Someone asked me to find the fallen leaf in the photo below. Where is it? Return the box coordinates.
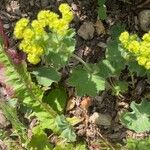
[95,20,105,35]
[80,96,92,110]
[66,97,76,111]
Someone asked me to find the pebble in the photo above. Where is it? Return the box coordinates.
[3,24,10,29]
[97,42,107,49]
[77,22,95,40]
[41,0,49,7]
[89,112,112,126]
[138,10,150,32]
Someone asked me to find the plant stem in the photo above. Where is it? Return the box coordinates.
[72,54,92,72]
[130,71,135,88]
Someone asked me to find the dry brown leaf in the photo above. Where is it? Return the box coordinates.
[95,20,105,35]
[80,96,92,110]
[66,97,76,111]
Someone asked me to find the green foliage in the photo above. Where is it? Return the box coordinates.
[110,23,126,41]
[128,60,147,77]
[112,81,128,96]
[68,66,105,96]
[0,100,28,145]
[54,142,87,150]
[0,38,77,148]
[43,88,67,114]
[28,126,52,150]
[32,66,61,87]
[126,138,150,150]
[55,115,76,142]
[121,99,150,132]
[98,59,116,78]
[1,3,150,149]
[98,0,107,20]
[106,24,126,76]
[45,30,75,69]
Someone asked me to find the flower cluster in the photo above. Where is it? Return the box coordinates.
[119,31,150,69]
[14,3,73,64]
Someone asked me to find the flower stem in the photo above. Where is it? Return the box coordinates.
[72,54,92,72]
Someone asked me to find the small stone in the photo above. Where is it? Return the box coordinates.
[29,0,34,6]
[3,24,10,29]
[41,0,49,7]
[138,10,150,32]
[89,112,112,126]
[71,3,78,11]
[10,1,20,14]
[97,42,107,49]
[77,22,95,40]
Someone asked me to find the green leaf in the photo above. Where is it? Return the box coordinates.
[126,138,150,150]
[98,0,107,20]
[55,115,76,142]
[54,142,87,150]
[106,41,126,76]
[28,126,52,150]
[32,67,60,87]
[67,116,83,126]
[61,128,76,142]
[121,99,150,132]
[43,88,67,114]
[110,23,125,41]
[128,60,147,77]
[112,81,128,96]
[75,143,87,150]
[98,59,116,78]
[68,66,105,96]
[46,30,75,69]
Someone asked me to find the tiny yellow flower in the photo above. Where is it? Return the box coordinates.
[14,18,29,39]
[49,19,69,35]
[137,56,147,66]
[23,28,34,40]
[128,40,140,53]
[145,61,150,70]
[27,53,41,64]
[59,3,73,23]
[37,10,58,27]
[142,32,150,42]
[31,45,44,56]
[59,3,72,13]
[129,34,138,41]
[19,40,32,53]
[119,31,129,47]
[140,41,150,55]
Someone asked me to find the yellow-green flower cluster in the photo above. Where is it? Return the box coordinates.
[119,31,150,69]
[14,3,73,65]
[14,18,29,39]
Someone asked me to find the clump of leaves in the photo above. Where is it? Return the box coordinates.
[121,99,150,132]
[126,138,150,150]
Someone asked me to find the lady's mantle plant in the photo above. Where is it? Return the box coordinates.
[14,3,74,67]
[119,31,150,69]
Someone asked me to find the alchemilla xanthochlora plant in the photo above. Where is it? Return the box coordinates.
[14,3,74,66]
[1,1,150,149]
[119,31,150,69]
